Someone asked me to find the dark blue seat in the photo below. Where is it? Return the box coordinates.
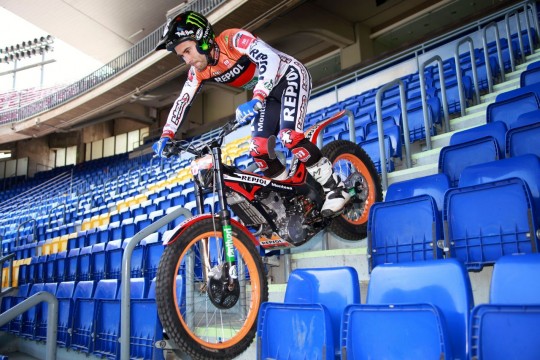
[385,173,450,216]
[365,120,402,159]
[506,121,540,158]
[459,154,540,224]
[366,258,473,360]
[257,303,334,360]
[360,136,394,173]
[91,242,107,280]
[341,303,452,359]
[93,278,147,359]
[257,267,360,360]
[450,121,508,158]
[405,103,436,142]
[469,254,540,360]
[34,282,58,341]
[20,282,45,339]
[438,136,499,187]
[8,283,31,334]
[444,178,540,270]
[368,194,444,271]
[488,91,540,129]
[55,281,79,347]
[78,245,93,281]
[142,233,163,282]
[71,279,118,353]
[520,66,540,87]
[65,248,80,281]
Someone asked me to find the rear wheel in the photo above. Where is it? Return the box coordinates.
[322,140,383,240]
[156,217,268,359]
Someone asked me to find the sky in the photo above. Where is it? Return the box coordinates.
[0,6,104,92]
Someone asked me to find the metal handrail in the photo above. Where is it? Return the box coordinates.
[419,55,450,149]
[506,9,525,71]
[0,291,58,360]
[0,252,15,293]
[482,21,506,93]
[119,205,193,360]
[16,218,38,248]
[455,37,479,115]
[375,79,411,190]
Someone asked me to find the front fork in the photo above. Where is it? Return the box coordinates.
[194,146,237,287]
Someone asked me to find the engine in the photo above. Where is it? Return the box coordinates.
[259,191,307,244]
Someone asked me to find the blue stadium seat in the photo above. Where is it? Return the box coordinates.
[257,302,334,360]
[487,91,540,129]
[368,194,444,271]
[405,103,436,142]
[91,242,107,280]
[20,282,45,339]
[365,120,403,159]
[79,245,93,281]
[450,121,508,158]
[8,283,31,334]
[490,253,540,304]
[520,66,540,87]
[366,258,473,360]
[34,282,58,341]
[70,279,119,353]
[65,248,80,281]
[55,281,78,347]
[459,154,540,224]
[438,136,499,186]
[506,121,540,158]
[93,278,147,359]
[385,173,450,216]
[360,136,394,173]
[341,303,452,359]
[142,233,163,282]
[105,239,123,279]
[444,178,540,270]
[258,267,360,359]
[469,254,540,360]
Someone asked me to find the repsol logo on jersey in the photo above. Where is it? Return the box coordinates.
[213,63,246,83]
[283,68,300,122]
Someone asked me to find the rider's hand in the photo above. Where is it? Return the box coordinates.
[153,137,170,158]
[235,99,262,126]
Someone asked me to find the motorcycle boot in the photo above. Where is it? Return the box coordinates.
[307,157,351,217]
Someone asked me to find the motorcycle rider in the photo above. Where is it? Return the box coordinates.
[152,11,350,216]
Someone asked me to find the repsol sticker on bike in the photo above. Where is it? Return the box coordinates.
[224,173,271,186]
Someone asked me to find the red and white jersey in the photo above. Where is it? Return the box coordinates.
[162,28,296,138]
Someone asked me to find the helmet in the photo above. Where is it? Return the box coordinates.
[155,11,215,54]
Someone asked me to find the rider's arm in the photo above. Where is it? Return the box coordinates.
[162,68,202,139]
[232,30,281,103]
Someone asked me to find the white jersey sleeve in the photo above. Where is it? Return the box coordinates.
[162,68,201,138]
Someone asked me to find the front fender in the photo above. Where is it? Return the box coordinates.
[162,213,261,248]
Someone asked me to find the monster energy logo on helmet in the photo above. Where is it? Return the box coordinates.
[156,11,214,53]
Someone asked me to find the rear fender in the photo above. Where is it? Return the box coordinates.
[162,213,260,247]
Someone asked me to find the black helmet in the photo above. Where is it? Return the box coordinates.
[155,11,215,54]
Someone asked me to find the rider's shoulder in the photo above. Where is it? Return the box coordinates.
[217,29,256,50]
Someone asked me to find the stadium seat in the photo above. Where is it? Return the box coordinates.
[438,136,499,186]
[405,102,436,142]
[142,233,163,282]
[506,121,540,158]
[458,154,540,224]
[257,302,334,360]
[257,266,360,359]
[341,303,452,359]
[450,121,508,158]
[385,173,450,216]
[93,278,147,359]
[91,242,107,280]
[368,194,444,271]
[55,281,78,347]
[469,254,540,360]
[365,120,403,159]
[444,178,540,270]
[34,282,58,341]
[520,66,540,87]
[487,91,540,129]
[70,279,119,353]
[20,282,45,339]
[359,136,394,173]
[366,258,473,360]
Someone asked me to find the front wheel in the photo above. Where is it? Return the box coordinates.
[156,217,268,360]
[322,140,383,240]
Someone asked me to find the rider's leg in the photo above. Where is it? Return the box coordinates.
[279,129,351,216]
[250,136,288,180]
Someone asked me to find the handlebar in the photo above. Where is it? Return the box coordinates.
[162,118,239,158]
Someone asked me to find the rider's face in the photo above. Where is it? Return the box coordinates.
[175,41,208,71]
